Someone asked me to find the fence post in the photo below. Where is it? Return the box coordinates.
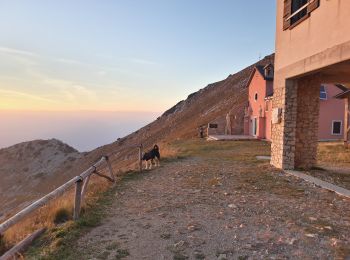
[73,178,83,221]
[104,156,116,182]
[138,144,143,172]
[81,175,91,203]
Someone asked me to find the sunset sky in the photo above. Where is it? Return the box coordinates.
[0,1,276,150]
[0,1,275,112]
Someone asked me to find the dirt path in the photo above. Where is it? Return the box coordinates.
[74,141,350,259]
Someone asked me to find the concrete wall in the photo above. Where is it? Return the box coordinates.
[265,99,273,141]
[275,0,350,73]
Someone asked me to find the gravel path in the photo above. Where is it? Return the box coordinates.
[76,147,350,259]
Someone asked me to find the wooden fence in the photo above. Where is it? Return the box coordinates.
[0,144,144,259]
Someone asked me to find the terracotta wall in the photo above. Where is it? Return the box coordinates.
[248,70,267,119]
[318,84,345,140]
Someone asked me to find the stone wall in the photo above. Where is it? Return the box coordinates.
[271,75,320,170]
[271,75,288,169]
[294,78,320,169]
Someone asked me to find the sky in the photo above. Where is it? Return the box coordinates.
[0,1,276,150]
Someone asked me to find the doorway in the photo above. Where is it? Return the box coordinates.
[252,118,257,136]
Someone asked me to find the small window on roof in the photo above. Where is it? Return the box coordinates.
[320,85,327,100]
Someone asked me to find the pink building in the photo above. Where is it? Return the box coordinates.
[244,64,345,141]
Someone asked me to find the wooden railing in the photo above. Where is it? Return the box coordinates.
[0,144,144,259]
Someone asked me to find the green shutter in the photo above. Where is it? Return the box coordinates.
[283,0,292,30]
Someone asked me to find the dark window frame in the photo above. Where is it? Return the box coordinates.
[283,0,320,30]
[332,121,342,135]
[291,0,308,25]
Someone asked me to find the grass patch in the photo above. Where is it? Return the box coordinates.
[106,241,120,251]
[317,142,350,167]
[25,185,117,260]
[115,248,129,259]
[171,139,271,163]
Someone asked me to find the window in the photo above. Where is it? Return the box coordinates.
[283,0,320,30]
[254,92,258,101]
[320,85,327,100]
[332,121,342,135]
[291,0,308,25]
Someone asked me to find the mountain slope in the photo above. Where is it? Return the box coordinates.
[0,139,81,219]
[0,54,274,218]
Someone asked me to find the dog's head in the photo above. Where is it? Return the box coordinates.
[153,144,159,151]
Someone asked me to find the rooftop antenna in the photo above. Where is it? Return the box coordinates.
[257,53,262,65]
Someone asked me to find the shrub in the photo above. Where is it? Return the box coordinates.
[53,208,71,224]
[0,236,5,253]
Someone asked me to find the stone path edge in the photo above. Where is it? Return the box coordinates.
[285,170,350,199]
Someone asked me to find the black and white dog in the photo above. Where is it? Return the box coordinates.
[142,144,160,170]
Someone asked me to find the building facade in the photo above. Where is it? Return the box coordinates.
[272,0,350,169]
[244,65,274,140]
[244,65,346,142]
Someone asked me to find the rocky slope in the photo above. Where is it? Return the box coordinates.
[0,139,82,219]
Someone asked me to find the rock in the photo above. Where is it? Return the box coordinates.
[287,238,297,245]
[228,204,237,209]
[305,233,316,238]
[217,254,227,260]
[174,240,185,248]
[158,212,167,218]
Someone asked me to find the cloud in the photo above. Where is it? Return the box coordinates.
[41,78,98,103]
[97,70,107,76]
[0,88,57,103]
[130,58,158,65]
[55,58,87,66]
[0,46,38,57]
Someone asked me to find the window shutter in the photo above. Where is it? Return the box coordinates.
[307,0,320,13]
[283,0,292,30]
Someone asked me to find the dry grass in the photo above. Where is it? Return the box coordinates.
[1,175,110,252]
[0,141,178,256]
[317,141,350,167]
[172,139,271,163]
